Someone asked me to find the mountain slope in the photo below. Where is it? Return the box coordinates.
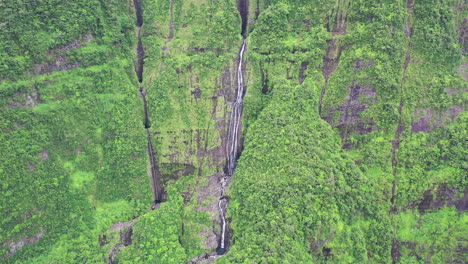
[0,0,466,263]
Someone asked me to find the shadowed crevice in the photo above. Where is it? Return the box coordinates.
[132,0,164,206]
[238,0,249,36]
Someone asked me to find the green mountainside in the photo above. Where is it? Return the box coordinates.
[0,0,466,263]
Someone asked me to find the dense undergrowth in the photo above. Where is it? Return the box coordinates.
[0,0,466,263]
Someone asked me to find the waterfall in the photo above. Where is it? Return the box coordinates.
[226,40,246,177]
[217,39,247,255]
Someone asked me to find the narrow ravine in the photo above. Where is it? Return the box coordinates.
[215,39,246,257]
[319,2,348,115]
[214,0,249,256]
[133,0,164,206]
[225,41,246,178]
[390,1,414,262]
[390,0,414,215]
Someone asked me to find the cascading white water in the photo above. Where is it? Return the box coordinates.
[226,40,246,176]
[218,177,228,250]
[217,39,246,255]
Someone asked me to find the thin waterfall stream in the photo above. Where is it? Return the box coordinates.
[216,39,247,256]
[214,0,249,256]
[226,40,246,177]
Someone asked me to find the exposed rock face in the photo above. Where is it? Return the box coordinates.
[458,17,467,55]
[109,219,137,232]
[446,87,468,95]
[188,253,217,264]
[3,228,45,260]
[319,1,348,114]
[323,83,377,148]
[32,33,93,75]
[147,47,240,257]
[322,38,343,81]
[353,60,374,73]
[39,151,49,160]
[411,105,465,133]
[7,87,43,109]
[108,226,134,264]
[237,0,249,36]
[417,185,468,213]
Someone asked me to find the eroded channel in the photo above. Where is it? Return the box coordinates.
[215,0,249,255]
[133,0,164,206]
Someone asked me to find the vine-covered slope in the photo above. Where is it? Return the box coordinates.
[0,0,466,263]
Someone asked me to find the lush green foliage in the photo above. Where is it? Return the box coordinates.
[222,83,391,263]
[1,0,466,263]
[0,0,150,262]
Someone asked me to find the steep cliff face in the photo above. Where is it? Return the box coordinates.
[0,0,466,263]
[0,0,153,262]
[111,0,245,262]
[1,0,245,261]
[223,0,466,263]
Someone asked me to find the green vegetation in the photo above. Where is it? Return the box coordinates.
[0,0,150,262]
[1,0,466,263]
[222,82,392,263]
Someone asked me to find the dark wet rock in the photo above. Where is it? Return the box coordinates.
[220,60,242,103]
[187,175,231,262]
[133,0,143,27]
[322,38,342,81]
[120,228,133,246]
[299,61,309,84]
[192,87,202,99]
[416,185,468,213]
[320,10,347,113]
[168,0,175,39]
[188,252,217,264]
[403,45,412,70]
[322,4,348,80]
[196,173,226,214]
[32,34,93,75]
[108,226,134,264]
[188,47,207,53]
[34,56,80,75]
[160,163,196,184]
[39,151,49,160]
[446,87,468,95]
[458,18,467,55]
[323,84,378,147]
[237,0,249,36]
[28,164,36,171]
[260,61,270,94]
[353,59,374,73]
[109,219,137,232]
[391,239,401,263]
[411,105,465,133]
[322,247,332,259]
[99,234,109,247]
[7,87,43,109]
[200,227,218,250]
[407,0,414,9]
[453,64,467,81]
[302,19,311,29]
[455,188,468,211]
[135,36,144,83]
[3,228,45,260]
[404,23,413,38]
[59,33,94,53]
